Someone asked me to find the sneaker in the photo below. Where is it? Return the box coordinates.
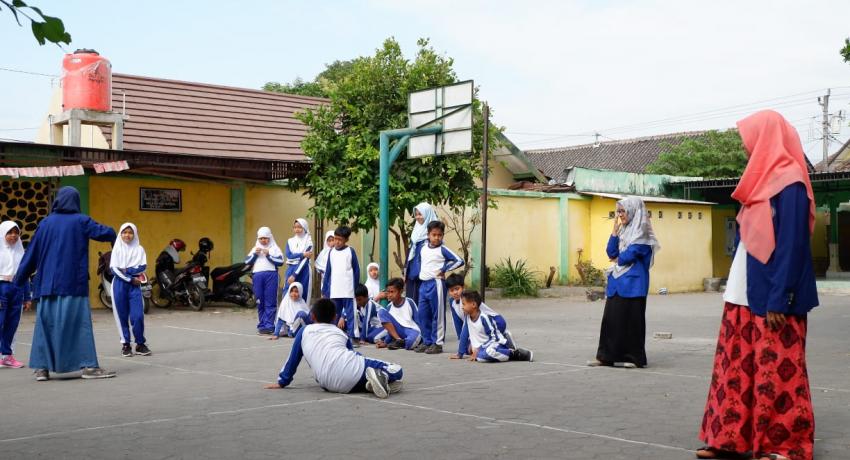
[387,338,405,350]
[257,329,273,336]
[413,343,428,353]
[122,344,133,357]
[1,355,25,368]
[34,369,49,381]
[81,367,117,379]
[511,348,534,362]
[135,344,152,356]
[614,362,638,369]
[424,344,443,354]
[388,380,403,394]
[364,368,389,399]
[586,359,612,367]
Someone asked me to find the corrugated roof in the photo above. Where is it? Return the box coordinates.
[104,74,328,161]
[813,138,850,172]
[525,131,709,180]
[579,191,715,205]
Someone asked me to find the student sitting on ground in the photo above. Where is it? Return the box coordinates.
[264,298,403,399]
[451,290,533,363]
[354,284,386,345]
[270,282,311,339]
[445,274,516,348]
[374,277,422,351]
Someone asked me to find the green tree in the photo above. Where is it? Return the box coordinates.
[283,38,499,270]
[841,37,850,64]
[264,60,354,98]
[646,129,748,178]
[1,0,70,46]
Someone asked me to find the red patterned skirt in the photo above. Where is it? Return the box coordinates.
[700,303,814,460]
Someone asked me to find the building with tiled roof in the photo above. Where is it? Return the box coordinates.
[814,138,850,172]
[525,131,709,182]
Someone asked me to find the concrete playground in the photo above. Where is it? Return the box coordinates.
[0,293,847,459]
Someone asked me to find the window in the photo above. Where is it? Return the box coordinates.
[698,212,703,220]
[678,212,682,219]
[658,210,663,219]
[647,210,652,218]
[688,212,693,219]
[609,211,615,218]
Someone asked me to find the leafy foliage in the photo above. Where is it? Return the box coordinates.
[645,129,748,178]
[1,0,70,46]
[274,38,501,269]
[574,249,605,287]
[490,258,539,297]
[263,60,354,98]
[842,37,850,64]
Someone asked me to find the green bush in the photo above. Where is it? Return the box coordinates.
[490,258,540,297]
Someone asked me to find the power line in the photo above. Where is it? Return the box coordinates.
[0,127,40,131]
[0,67,59,78]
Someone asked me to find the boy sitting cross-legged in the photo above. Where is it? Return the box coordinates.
[264,298,403,398]
[374,277,422,351]
[450,290,533,363]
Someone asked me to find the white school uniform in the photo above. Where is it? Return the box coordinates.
[328,247,356,299]
[290,323,364,393]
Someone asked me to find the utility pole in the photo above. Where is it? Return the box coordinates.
[819,88,830,172]
[480,103,490,301]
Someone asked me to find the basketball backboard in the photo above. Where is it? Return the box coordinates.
[407,80,474,158]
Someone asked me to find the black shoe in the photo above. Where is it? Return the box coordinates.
[424,344,443,354]
[122,344,133,357]
[136,344,152,356]
[35,369,49,381]
[387,338,405,350]
[413,343,428,353]
[258,329,273,336]
[510,348,534,362]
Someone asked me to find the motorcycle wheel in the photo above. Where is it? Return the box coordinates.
[143,298,152,314]
[151,283,173,309]
[99,287,113,310]
[241,282,256,308]
[186,283,206,311]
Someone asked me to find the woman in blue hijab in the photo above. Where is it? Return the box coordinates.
[14,186,117,381]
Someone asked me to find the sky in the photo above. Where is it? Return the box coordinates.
[2,0,850,164]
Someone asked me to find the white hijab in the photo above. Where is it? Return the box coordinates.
[608,197,660,279]
[110,222,147,270]
[287,218,313,254]
[277,281,308,324]
[0,221,25,278]
[408,202,438,260]
[315,230,335,272]
[250,226,283,258]
[365,262,380,299]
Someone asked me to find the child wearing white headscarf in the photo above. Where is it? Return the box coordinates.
[0,221,31,368]
[284,218,314,308]
[315,230,335,292]
[246,226,284,335]
[365,262,380,300]
[110,222,150,357]
[271,282,311,339]
[404,202,438,305]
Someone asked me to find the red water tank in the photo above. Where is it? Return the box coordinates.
[62,49,112,112]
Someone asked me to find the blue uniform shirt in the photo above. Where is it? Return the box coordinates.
[745,183,818,316]
[605,236,652,299]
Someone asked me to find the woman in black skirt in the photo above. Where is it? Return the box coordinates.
[589,197,660,368]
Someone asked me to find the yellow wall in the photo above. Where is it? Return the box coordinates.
[485,195,562,284]
[87,176,233,298]
[568,198,591,281]
[587,197,713,293]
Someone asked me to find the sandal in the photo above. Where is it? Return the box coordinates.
[695,446,749,459]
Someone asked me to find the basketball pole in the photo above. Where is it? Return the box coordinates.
[378,125,444,297]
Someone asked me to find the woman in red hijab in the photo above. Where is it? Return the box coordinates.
[697,110,818,460]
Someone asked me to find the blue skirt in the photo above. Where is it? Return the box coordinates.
[29,295,99,372]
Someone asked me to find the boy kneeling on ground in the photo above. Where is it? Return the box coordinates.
[451,290,534,363]
[264,298,403,398]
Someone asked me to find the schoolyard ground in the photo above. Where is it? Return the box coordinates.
[1,292,847,460]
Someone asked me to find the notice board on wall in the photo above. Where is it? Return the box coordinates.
[139,188,182,212]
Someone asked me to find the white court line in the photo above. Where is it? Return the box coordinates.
[0,397,343,444]
[164,325,261,338]
[348,395,692,454]
[100,356,272,384]
[417,368,590,392]
[538,361,850,393]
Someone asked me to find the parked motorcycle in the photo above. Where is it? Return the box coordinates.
[152,239,207,311]
[96,251,152,313]
[192,237,256,308]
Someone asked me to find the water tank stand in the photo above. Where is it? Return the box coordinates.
[49,108,129,150]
